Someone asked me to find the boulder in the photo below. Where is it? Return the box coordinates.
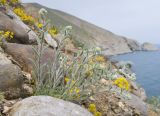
[0,51,12,65]
[2,42,55,73]
[130,81,147,101]
[0,48,33,99]
[0,8,29,44]
[9,96,92,116]
[0,63,32,99]
[142,42,159,51]
[8,9,38,44]
[44,33,58,48]
[125,93,148,116]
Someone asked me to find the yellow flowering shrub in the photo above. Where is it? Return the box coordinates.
[0,0,20,6]
[94,112,102,116]
[0,0,7,5]
[48,26,58,36]
[10,0,20,4]
[69,87,80,94]
[13,8,35,24]
[114,77,130,91]
[89,55,106,65]
[64,77,80,97]
[37,23,43,28]
[64,77,75,84]
[0,30,14,40]
[88,104,96,113]
[94,55,106,62]
[88,104,102,116]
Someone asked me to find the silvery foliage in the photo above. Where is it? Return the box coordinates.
[33,8,107,101]
[116,61,136,81]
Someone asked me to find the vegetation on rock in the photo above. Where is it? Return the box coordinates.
[1,1,159,116]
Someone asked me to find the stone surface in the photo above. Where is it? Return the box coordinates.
[142,42,159,51]
[0,64,30,99]
[8,9,38,44]
[0,51,12,65]
[9,96,92,116]
[130,81,147,101]
[44,33,58,48]
[0,9,29,44]
[2,42,55,73]
[125,93,148,116]
[0,49,33,99]
[84,92,141,116]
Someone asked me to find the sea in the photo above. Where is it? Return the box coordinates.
[111,51,160,97]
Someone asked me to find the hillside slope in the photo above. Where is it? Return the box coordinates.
[23,3,141,55]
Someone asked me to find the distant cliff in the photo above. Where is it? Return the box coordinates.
[142,42,159,51]
[23,3,143,55]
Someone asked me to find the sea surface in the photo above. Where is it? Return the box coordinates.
[111,51,160,97]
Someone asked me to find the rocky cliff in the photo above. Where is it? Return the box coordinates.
[23,3,143,56]
[142,42,159,51]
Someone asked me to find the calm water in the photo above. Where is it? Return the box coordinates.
[111,51,160,97]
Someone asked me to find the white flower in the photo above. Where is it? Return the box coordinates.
[65,26,72,30]
[63,26,72,36]
[39,8,48,16]
[95,47,101,52]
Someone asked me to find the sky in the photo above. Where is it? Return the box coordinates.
[22,0,160,44]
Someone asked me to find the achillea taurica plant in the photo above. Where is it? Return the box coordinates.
[32,8,111,101]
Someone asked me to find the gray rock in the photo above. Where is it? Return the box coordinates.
[130,81,147,101]
[0,9,29,44]
[9,96,92,116]
[125,93,148,116]
[45,33,58,48]
[0,49,33,99]
[0,52,12,65]
[0,64,25,99]
[2,42,55,73]
[142,42,159,51]
[8,10,38,44]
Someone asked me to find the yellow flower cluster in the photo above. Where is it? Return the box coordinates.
[48,26,58,36]
[0,0,20,5]
[37,23,43,28]
[85,70,93,77]
[114,77,130,90]
[89,55,106,65]
[64,77,80,94]
[94,55,106,62]
[0,31,14,39]
[10,0,20,4]
[13,8,35,24]
[65,77,75,84]
[88,104,102,116]
[0,0,7,5]
[69,87,80,94]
